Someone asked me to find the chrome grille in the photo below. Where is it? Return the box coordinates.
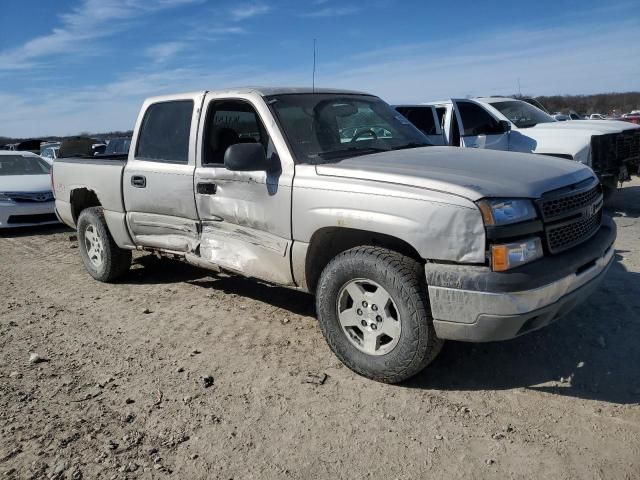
[539,179,603,254]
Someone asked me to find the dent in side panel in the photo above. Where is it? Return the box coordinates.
[199,222,293,285]
[127,212,199,252]
[293,171,486,264]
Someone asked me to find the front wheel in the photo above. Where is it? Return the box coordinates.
[77,207,131,282]
[315,246,443,383]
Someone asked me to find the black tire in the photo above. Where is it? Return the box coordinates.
[316,246,443,383]
[77,207,131,282]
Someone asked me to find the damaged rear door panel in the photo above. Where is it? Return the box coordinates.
[123,93,205,251]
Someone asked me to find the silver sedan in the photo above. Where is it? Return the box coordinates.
[0,151,59,228]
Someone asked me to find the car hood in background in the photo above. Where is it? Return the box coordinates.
[0,174,51,193]
[315,147,594,201]
[528,120,640,134]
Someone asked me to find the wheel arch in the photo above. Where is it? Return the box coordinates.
[304,226,424,294]
[70,188,102,224]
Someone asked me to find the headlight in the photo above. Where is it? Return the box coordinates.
[477,198,537,225]
[491,237,543,271]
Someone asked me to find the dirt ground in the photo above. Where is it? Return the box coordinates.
[1,179,639,480]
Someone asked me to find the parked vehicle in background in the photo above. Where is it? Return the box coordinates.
[97,137,132,156]
[589,113,607,120]
[621,113,640,125]
[41,145,60,162]
[53,87,616,383]
[521,97,549,114]
[552,110,584,121]
[395,98,640,196]
[58,137,97,158]
[0,151,58,228]
[552,112,571,121]
[15,139,44,154]
[92,143,107,155]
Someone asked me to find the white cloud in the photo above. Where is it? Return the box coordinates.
[2,14,639,137]
[0,0,202,71]
[145,42,187,63]
[229,3,271,21]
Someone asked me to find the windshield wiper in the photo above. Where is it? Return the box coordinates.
[391,142,431,151]
[315,146,389,160]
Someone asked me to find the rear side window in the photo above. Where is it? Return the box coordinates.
[457,102,503,136]
[396,107,438,135]
[136,100,193,163]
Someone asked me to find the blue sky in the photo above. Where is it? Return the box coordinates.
[1,0,639,137]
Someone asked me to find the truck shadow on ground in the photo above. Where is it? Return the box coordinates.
[125,255,315,316]
[406,251,640,405]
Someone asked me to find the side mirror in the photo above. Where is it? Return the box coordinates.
[224,143,271,172]
[499,120,512,133]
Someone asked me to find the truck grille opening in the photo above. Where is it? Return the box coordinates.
[591,129,640,175]
[546,210,602,254]
[7,213,58,224]
[538,179,603,254]
[540,183,601,221]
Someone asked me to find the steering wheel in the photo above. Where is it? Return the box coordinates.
[351,129,378,143]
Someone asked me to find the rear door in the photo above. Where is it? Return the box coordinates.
[394,106,445,145]
[123,93,204,252]
[451,99,509,150]
[192,93,295,285]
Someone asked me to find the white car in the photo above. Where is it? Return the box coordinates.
[41,145,60,161]
[0,151,59,228]
[395,98,640,196]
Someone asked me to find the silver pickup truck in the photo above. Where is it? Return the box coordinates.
[52,87,616,383]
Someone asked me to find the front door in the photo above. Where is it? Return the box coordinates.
[192,94,294,285]
[123,94,204,251]
[451,99,510,150]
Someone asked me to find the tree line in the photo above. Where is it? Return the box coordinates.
[530,91,640,116]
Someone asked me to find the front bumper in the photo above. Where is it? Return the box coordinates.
[0,201,59,228]
[426,216,616,342]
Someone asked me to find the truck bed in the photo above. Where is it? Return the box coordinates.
[53,156,127,228]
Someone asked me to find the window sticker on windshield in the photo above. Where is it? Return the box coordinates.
[395,114,411,125]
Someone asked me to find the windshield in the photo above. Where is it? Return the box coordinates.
[488,100,556,128]
[266,94,431,163]
[0,155,51,176]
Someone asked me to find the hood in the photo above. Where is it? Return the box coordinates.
[315,147,594,201]
[0,174,51,193]
[528,120,640,134]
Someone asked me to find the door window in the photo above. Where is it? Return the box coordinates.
[202,100,271,165]
[135,100,193,163]
[457,102,503,136]
[395,107,438,135]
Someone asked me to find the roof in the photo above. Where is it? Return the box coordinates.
[473,97,514,103]
[145,86,372,103]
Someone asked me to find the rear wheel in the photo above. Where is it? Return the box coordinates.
[77,207,131,282]
[316,246,443,383]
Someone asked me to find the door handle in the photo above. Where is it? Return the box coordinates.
[131,175,146,188]
[197,182,217,195]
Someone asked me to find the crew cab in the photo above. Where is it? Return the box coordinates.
[395,98,640,196]
[53,88,616,383]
